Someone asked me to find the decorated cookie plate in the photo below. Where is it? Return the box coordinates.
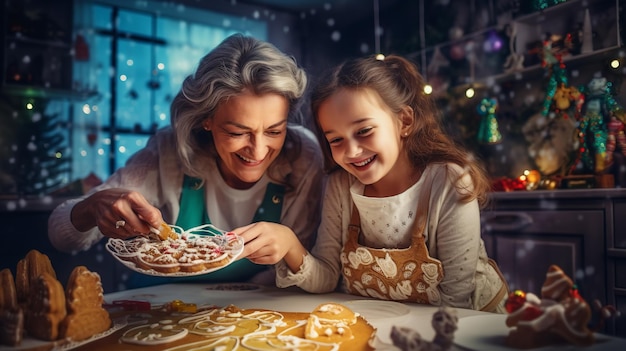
[106,224,244,277]
[454,314,626,351]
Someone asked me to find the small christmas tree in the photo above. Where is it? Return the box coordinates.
[0,96,70,196]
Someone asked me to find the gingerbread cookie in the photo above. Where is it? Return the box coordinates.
[59,266,112,341]
[0,268,24,346]
[504,265,615,349]
[15,249,56,305]
[305,303,358,343]
[24,272,67,341]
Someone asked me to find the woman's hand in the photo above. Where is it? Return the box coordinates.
[70,188,163,240]
[232,222,307,271]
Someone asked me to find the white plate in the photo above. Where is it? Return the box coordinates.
[106,224,244,277]
[344,300,410,320]
[455,314,626,351]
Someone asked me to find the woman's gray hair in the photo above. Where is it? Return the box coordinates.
[170,34,307,179]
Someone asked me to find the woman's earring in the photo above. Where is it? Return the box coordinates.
[404,132,408,137]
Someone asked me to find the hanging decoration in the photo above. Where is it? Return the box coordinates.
[477,97,502,144]
[74,34,90,61]
[147,69,161,90]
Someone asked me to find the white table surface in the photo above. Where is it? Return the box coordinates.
[103,282,466,349]
[101,283,626,351]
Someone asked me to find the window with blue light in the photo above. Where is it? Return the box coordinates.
[70,1,267,183]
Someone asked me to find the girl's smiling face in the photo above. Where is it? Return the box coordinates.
[204,91,288,189]
[318,88,413,195]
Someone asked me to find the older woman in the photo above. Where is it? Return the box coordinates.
[48,34,324,288]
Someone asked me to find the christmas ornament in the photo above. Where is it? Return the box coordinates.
[483,31,503,53]
[505,290,527,313]
[491,177,526,192]
[477,97,502,144]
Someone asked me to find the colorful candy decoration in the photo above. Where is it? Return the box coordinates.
[575,77,626,173]
[570,285,582,301]
[505,290,527,313]
[163,299,197,313]
[504,290,544,320]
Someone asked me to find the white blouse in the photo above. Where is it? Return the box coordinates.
[350,178,421,249]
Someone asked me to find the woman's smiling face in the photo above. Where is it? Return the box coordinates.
[318,88,407,188]
[205,91,289,189]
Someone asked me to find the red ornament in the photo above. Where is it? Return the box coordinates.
[505,290,544,320]
[505,290,527,313]
[570,285,582,300]
[492,177,527,192]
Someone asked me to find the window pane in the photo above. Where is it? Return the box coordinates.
[115,134,149,170]
[92,4,112,30]
[70,2,269,181]
[153,46,174,129]
[93,35,112,128]
[116,39,152,130]
[70,114,110,182]
[156,18,187,45]
[118,9,153,36]
[189,25,236,50]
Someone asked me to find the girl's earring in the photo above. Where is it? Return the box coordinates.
[404,132,408,137]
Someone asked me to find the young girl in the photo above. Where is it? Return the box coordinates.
[273,54,508,312]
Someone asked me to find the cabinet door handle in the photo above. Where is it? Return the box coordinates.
[481,212,533,232]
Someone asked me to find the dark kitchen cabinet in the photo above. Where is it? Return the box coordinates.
[481,188,626,335]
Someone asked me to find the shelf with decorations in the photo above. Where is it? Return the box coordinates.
[409,0,625,190]
[1,0,98,101]
[408,0,622,98]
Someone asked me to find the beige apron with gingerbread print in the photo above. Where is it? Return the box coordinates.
[340,178,444,305]
[339,170,509,311]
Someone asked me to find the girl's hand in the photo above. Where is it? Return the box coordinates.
[71,188,163,239]
[232,222,307,271]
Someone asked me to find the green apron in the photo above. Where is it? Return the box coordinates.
[127,175,285,288]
